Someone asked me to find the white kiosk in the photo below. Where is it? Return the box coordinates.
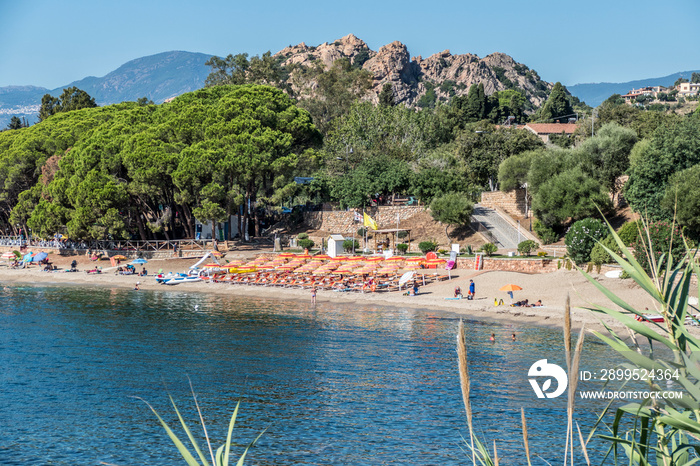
[327,234,345,258]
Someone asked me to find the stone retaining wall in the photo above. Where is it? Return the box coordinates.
[456,257,559,273]
[480,189,526,218]
[303,206,424,234]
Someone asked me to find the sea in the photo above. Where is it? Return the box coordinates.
[0,283,629,465]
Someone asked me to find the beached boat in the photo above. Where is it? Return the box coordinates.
[162,275,203,285]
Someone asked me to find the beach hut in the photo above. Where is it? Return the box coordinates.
[327,235,345,258]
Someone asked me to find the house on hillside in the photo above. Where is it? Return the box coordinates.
[524,123,578,143]
[621,86,666,103]
[678,82,700,97]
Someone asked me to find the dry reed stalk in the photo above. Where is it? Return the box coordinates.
[568,323,585,466]
[493,440,499,466]
[576,422,591,466]
[521,407,532,466]
[457,319,475,464]
[564,295,572,463]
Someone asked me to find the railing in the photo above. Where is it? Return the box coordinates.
[469,220,499,245]
[0,237,218,253]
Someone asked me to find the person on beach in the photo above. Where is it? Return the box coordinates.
[468,280,475,300]
[311,287,317,304]
[454,286,462,298]
[134,282,140,291]
[489,333,495,342]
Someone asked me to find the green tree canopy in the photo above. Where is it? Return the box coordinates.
[454,124,544,189]
[532,169,612,227]
[538,82,574,123]
[661,164,700,238]
[38,87,97,122]
[624,116,700,220]
[430,192,473,241]
[8,85,321,241]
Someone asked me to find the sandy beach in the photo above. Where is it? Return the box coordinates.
[1,252,689,337]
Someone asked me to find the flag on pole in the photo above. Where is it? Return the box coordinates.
[354,211,362,222]
[363,212,378,230]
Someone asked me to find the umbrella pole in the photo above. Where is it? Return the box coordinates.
[422,274,425,286]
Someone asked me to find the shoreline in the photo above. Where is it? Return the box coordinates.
[0,258,673,335]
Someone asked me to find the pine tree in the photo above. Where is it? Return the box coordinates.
[539,82,574,123]
[7,116,23,130]
[466,83,486,121]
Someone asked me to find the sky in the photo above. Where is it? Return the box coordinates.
[1,0,698,89]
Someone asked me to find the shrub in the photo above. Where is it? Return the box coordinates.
[297,233,309,240]
[461,245,473,255]
[517,240,539,256]
[537,251,547,257]
[418,240,438,253]
[617,220,640,246]
[357,227,367,237]
[479,242,498,256]
[342,239,360,252]
[297,238,315,250]
[533,219,558,245]
[396,243,408,254]
[438,249,448,255]
[397,230,409,239]
[565,218,607,264]
[590,234,620,266]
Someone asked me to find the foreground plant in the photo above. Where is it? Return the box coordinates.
[578,216,700,465]
[135,383,265,466]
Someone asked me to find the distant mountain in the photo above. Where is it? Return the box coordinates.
[0,51,212,128]
[62,51,212,105]
[568,70,700,107]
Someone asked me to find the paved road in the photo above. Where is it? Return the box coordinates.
[471,205,523,249]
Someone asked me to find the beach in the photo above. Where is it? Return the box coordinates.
[0,252,685,336]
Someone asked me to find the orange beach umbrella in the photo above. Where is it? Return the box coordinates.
[499,284,523,292]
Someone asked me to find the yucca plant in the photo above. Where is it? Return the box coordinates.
[136,383,265,466]
[579,215,700,465]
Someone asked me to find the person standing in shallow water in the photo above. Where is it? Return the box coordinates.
[489,333,495,342]
[311,287,316,304]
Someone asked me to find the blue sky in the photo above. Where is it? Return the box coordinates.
[1,0,698,89]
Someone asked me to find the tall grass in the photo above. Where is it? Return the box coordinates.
[136,381,265,466]
[457,309,587,464]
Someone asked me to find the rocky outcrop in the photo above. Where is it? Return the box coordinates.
[278,34,375,69]
[274,35,553,110]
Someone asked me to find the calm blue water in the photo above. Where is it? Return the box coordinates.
[0,283,620,465]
